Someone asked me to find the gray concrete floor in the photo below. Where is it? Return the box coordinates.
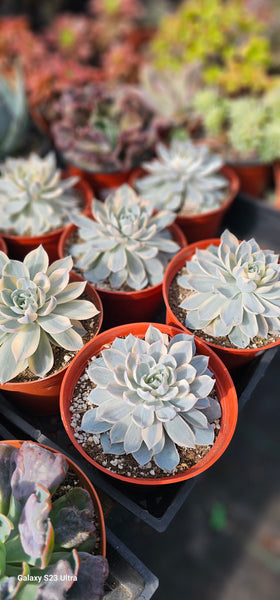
[108,349,280,599]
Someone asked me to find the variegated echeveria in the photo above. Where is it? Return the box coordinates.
[0,441,108,600]
[0,245,99,383]
[136,140,228,214]
[178,229,280,348]
[81,325,221,472]
[70,184,179,290]
[0,152,80,236]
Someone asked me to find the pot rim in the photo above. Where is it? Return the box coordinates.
[60,321,238,486]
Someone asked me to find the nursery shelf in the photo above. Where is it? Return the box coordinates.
[0,192,279,536]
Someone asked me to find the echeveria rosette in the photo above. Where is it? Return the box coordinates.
[81,325,221,472]
[0,152,80,236]
[70,184,179,291]
[136,140,228,215]
[0,245,99,383]
[0,441,109,600]
[178,230,280,349]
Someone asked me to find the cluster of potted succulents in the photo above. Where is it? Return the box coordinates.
[1,1,280,593]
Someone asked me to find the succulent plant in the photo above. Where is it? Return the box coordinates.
[139,62,202,126]
[178,229,280,349]
[0,441,108,600]
[136,140,228,215]
[50,83,169,172]
[149,0,271,94]
[0,152,81,237]
[70,184,179,290]
[80,324,221,472]
[44,13,97,62]
[193,88,228,138]
[192,83,280,163]
[0,67,29,159]
[0,245,99,383]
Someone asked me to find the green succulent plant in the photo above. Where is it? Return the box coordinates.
[193,84,280,163]
[81,324,221,472]
[139,62,202,126]
[150,0,271,94]
[70,184,179,290]
[0,441,108,600]
[0,245,99,383]
[136,140,228,215]
[178,229,280,349]
[0,67,29,159]
[0,152,80,237]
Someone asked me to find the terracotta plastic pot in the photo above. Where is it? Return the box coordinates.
[1,177,93,262]
[163,239,280,369]
[60,322,238,486]
[0,440,106,557]
[0,236,7,254]
[130,166,239,243]
[68,164,141,200]
[0,275,103,416]
[228,161,271,199]
[58,222,187,328]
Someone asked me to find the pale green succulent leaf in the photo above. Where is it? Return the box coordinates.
[23,246,49,280]
[11,323,40,363]
[28,330,54,377]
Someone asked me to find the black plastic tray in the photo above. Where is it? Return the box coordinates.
[0,193,279,533]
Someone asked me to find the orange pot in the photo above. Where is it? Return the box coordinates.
[0,236,7,254]
[1,177,93,262]
[163,240,280,369]
[228,162,271,199]
[60,322,237,486]
[0,275,103,416]
[68,165,141,200]
[130,166,239,243]
[0,440,106,557]
[58,223,187,328]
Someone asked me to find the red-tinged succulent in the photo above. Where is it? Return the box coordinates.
[44,13,97,63]
[0,441,108,600]
[102,41,141,83]
[50,83,170,172]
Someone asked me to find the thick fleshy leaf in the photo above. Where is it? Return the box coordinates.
[142,421,163,450]
[124,422,143,453]
[66,553,109,600]
[81,409,111,434]
[132,443,153,466]
[11,442,67,503]
[50,328,83,351]
[190,375,215,398]
[100,433,125,455]
[164,415,195,448]
[18,486,53,562]
[132,404,155,428]
[51,488,96,551]
[0,445,18,514]
[23,246,49,279]
[154,435,179,472]
[28,330,54,377]
[53,300,99,319]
